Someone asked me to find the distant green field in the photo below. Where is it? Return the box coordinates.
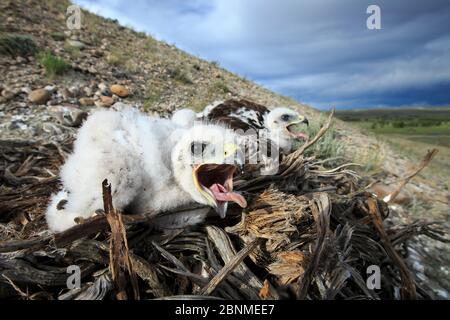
[335,107,450,122]
[336,107,450,148]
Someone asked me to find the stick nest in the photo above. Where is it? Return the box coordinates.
[0,113,448,300]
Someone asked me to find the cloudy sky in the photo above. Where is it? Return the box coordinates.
[74,0,450,109]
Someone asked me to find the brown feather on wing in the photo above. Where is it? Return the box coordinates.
[206,99,269,131]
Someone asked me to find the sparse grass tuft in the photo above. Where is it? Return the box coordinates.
[38,52,70,77]
[356,144,385,173]
[167,66,193,85]
[143,88,163,111]
[190,98,211,113]
[0,34,38,56]
[64,43,81,58]
[106,50,127,66]
[50,32,65,41]
[136,31,147,38]
[212,80,231,94]
[302,118,344,163]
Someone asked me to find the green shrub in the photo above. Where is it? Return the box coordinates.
[392,121,405,128]
[38,52,70,77]
[0,35,38,56]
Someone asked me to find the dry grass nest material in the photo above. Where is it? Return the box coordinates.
[0,112,448,300]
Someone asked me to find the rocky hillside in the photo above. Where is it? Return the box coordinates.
[0,0,317,132]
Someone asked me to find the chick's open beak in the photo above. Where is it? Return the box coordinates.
[192,143,247,218]
[285,115,309,140]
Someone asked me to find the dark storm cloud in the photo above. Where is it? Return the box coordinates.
[75,0,450,109]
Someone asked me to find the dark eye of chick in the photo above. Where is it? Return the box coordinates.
[281,114,291,121]
[190,142,208,155]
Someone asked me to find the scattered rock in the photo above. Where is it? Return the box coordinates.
[78,97,95,106]
[98,83,108,91]
[68,85,81,98]
[66,39,86,49]
[87,66,97,74]
[112,69,129,79]
[97,83,111,97]
[97,95,114,107]
[16,56,26,64]
[1,89,16,101]
[28,89,51,104]
[47,99,61,106]
[48,105,88,127]
[20,86,32,94]
[44,85,57,93]
[110,84,129,98]
[83,86,93,97]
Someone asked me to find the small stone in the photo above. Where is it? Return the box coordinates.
[97,83,111,96]
[28,89,51,104]
[60,88,72,100]
[99,95,114,107]
[44,85,57,93]
[66,39,86,49]
[110,84,129,98]
[1,89,16,100]
[91,49,104,57]
[16,56,26,64]
[48,105,88,127]
[21,86,32,94]
[98,83,107,91]
[79,97,95,106]
[83,86,93,97]
[47,99,61,106]
[68,85,81,98]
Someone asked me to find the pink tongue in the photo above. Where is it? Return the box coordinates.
[210,184,247,208]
